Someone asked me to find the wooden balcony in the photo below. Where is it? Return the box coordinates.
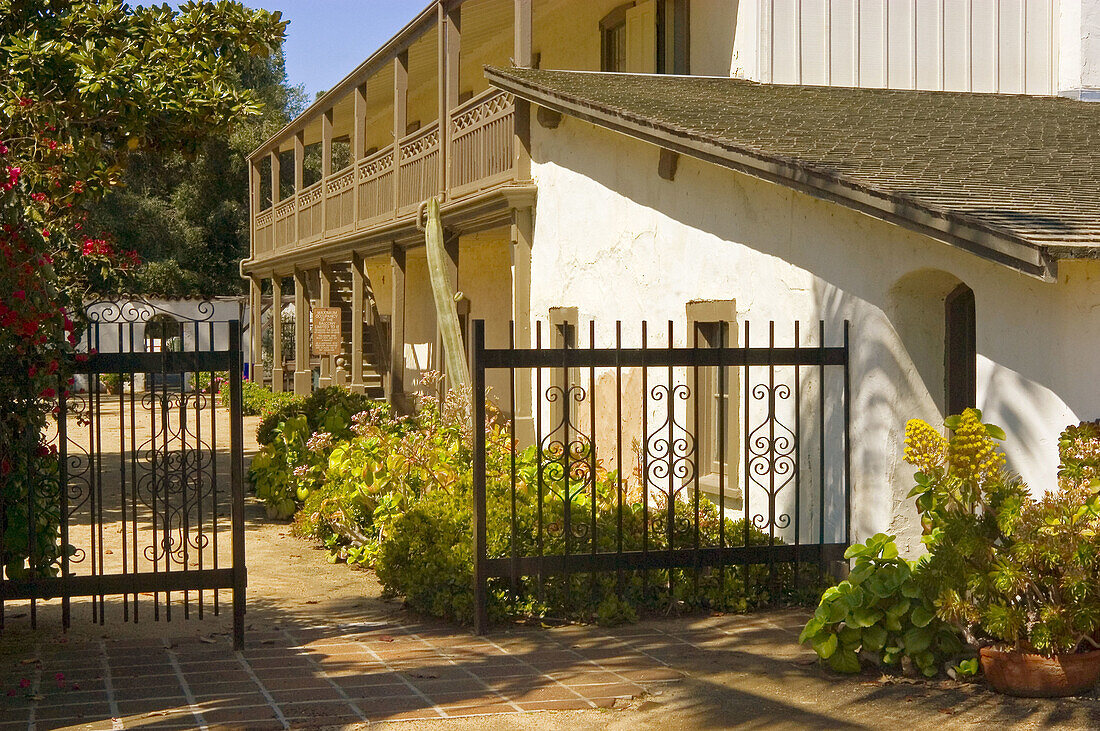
[252,88,517,259]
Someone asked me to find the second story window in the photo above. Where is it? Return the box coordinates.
[601,6,629,72]
[602,1,689,75]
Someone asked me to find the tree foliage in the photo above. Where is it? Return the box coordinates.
[0,0,286,578]
[85,42,305,297]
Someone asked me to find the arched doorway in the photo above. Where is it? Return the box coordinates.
[888,270,976,417]
[944,284,976,416]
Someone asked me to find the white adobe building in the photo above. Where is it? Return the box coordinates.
[242,1,1100,552]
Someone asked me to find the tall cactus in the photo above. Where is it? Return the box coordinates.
[424,197,470,390]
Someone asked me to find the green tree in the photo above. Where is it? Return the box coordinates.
[0,0,286,578]
[85,45,306,296]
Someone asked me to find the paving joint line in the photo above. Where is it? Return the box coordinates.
[165,645,208,731]
[279,625,368,723]
[98,640,123,729]
[397,627,524,713]
[27,642,42,731]
[234,650,290,729]
[353,637,448,718]
[479,636,597,709]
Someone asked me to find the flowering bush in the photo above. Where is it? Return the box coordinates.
[907,410,1100,657]
[1,1,285,581]
[275,374,828,626]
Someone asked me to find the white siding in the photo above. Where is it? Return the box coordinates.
[755,0,1057,94]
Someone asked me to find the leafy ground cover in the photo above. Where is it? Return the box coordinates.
[249,377,828,626]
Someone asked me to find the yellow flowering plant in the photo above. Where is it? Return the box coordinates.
[906,410,1100,656]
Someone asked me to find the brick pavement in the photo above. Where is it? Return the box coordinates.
[0,612,703,729]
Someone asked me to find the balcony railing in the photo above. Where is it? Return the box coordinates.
[449,90,515,196]
[252,88,517,258]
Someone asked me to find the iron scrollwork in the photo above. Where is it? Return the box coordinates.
[540,384,594,542]
[747,382,796,534]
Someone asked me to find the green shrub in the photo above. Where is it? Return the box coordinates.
[283,381,828,626]
[255,386,380,445]
[906,411,1100,657]
[800,533,967,677]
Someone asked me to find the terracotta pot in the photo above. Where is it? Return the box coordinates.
[980,646,1100,697]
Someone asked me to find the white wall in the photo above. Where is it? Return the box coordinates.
[744,0,1059,94]
[528,115,1100,554]
[1061,0,1100,97]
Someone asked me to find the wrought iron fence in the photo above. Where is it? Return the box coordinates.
[470,318,851,633]
[0,299,247,649]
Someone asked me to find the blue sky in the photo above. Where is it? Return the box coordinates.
[244,1,426,99]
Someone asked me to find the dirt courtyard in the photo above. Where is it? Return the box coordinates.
[3,411,1100,729]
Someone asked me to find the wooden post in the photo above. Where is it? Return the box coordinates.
[271,275,284,392]
[293,132,304,242]
[393,52,408,214]
[293,269,311,395]
[321,109,333,232]
[249,276,263,383]
[514,0,533,69]
[388,243,406,407]
[440,3,460,195]
[514,98,532,182]
[353,83,366,226]
[511,207,534,445]
[319,261,333,388]
[351,252,365,394]
[250,159,262,252]
[269,151,281,206]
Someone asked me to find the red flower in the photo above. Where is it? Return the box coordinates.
[18,678,29,689]
[36,445,50,457]
[0,459,10,476]
[13,289,25,300]
[39,387,56,398]
[18,97,32,107]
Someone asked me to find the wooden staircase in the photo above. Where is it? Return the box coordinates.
[328,263,388,399]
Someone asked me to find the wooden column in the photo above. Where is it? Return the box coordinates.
[350,252,365,394]
[269,150,281,206]
[293,269,311,395]
[293,132,304,242]
[321,109,333,232]
[393,52,408,214]
[249,276,263,383]
[271,275,284,392]
[250,159,262,252]
[352,83,366,225]
[440,3,460,194]
[511,207,535,445]
[514,98,532,182]
[514,0,533,69]
[319,262,334,388]
[388,243,406,408]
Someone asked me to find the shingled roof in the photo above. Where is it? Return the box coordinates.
[486,67,1100,280]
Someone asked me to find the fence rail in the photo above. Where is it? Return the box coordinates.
[2,300,247,648]
[470,318,851,634]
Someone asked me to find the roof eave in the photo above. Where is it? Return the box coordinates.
[486,67,1058,282]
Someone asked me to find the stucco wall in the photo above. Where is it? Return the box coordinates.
[528,115,1100,554]
[403,249,438,392]
[459,227,514,408]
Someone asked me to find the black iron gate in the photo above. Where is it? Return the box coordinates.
[0,300,247,649]
[471,318,850,634]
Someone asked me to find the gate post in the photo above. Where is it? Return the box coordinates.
[229,321,247,650]
[472,320,488,635]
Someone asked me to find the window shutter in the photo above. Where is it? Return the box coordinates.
[625,0,657,73]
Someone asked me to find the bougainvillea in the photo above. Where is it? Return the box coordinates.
[1,0,286,580]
